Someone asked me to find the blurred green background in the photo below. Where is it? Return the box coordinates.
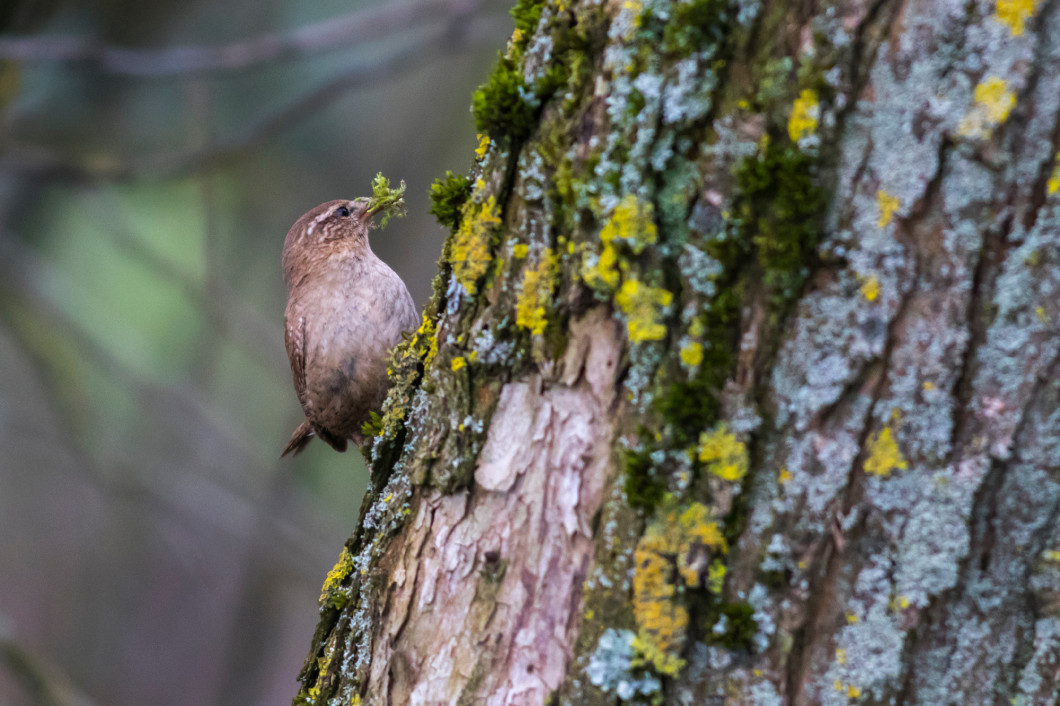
[0,0,509,703]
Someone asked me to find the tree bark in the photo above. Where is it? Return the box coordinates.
[294,0,1060,702]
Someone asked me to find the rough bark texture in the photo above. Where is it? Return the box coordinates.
[294,0,1060,703]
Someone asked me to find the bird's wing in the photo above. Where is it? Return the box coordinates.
[285,313,309,411]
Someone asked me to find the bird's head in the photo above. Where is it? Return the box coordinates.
[282,198,384,287]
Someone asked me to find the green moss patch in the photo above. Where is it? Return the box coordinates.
[429,171,473,233]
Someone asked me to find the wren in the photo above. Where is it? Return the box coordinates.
[280,197,417,457]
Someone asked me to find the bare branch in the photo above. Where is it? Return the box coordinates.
[0,16,504,182]
[0,0,487,77]
[0,238,335,575]
[84,192,286,377]
[0,625,99,706]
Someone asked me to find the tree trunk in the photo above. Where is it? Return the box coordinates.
[293,0,1060,702]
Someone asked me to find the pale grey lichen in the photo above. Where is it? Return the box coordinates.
[662,55,717,125]
[747,583,776,653]
[817,562,905,705]
[585,628,662,700]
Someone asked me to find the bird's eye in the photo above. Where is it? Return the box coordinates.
[334,206,350,218]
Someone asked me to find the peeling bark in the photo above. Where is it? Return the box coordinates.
[368,310,621,704]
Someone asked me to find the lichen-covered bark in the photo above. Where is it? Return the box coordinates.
[294,0,1060,703]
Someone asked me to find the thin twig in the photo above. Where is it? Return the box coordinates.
[0,0,485,77]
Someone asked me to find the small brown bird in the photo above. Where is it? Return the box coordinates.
[281,197,417,457]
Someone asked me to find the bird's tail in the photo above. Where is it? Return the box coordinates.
[281,421,315,457]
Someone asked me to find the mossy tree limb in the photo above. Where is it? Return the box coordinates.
[295,0,1060,703]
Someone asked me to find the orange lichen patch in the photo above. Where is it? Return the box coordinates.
[633,501,727,676]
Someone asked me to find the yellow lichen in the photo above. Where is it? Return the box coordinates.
[922,381,936,391]
[1048,153,1060,195]
[697,424,749,482]
[450,196,501,295]
[633,542,688,674]
[1036,306,1048,322]
[787,89,820,142]
[679,341,703,368]
[475,133,491,160]
[877,190,900,228]
[975,77,1017,123]
[319,547,353,604]
[633,501,727,676]
[512,243,529,258]
[861,275,881,302]
[615,278,672,343]
[600,194,657,253]
[621,0,644,38]
[515,248,559,336]
[836,648,847,664]
[451,356,467,371]
[994,0,1039,35]
[398,311,439,371]
[677,502,727,555]
[958,76,1017,138]
[779,467,793,484]
[707,560,727,594]
[582,195,657,292]
[582,240,621,291]
[847,684,862,698]
[864,425,908,477]
[631,634,685,677]
[307,648,334,701]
